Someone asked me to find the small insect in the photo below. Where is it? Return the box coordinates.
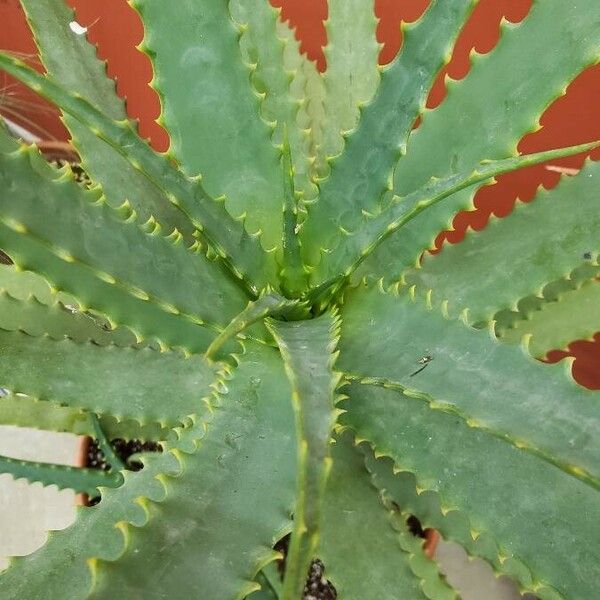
[410,353,433,377]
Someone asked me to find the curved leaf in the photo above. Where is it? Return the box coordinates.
[320,431,456,600]
[20,0,195,239]
[301,0,475,268]
[404,159,600,325]
[266,313,341,600]
[89,342,296,600]
[0,53,274,293]
[0,139,249,352]
[359,0,600,282]
[133,0,284,253]
[309,142,599,292]
[343,381,600,600]
[338,283,600,485]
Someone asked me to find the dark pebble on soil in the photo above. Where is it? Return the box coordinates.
[85,437,163,505]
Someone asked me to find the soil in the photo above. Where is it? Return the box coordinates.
[274,535,337,600]
[85,437,163,506]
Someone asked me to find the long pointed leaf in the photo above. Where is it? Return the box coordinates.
[0,135,250,352]
[344,381,600,600]
[301,0,475,268]
[230,2,316,205]
[0,52,275,293]
[81,343,296,600]
[266,313,341,600]
[320,432,456,600]
[0,454,122,496]
[0,312,219,424]
[318,0,381,166]
[310,141,599,293]
[404,159,600,325]
[360,0,600,282]
[338,283,600,486]
[133,0,284,254]
[20,0,195,239]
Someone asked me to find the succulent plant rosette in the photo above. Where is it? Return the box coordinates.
[0,1,599,599]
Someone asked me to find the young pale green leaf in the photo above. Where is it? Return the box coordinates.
[310,142,600,292]
[499,277,600,357]
[319,0,380,166]
[0,453,122,496]
[297,55,328,183]
[279,134,308,296]
[301,0,476,268]
[359,0,600,282]
[230,1,316,206]
[404,159,600,325]
[19,0,195,239]
[266,313,341,600]
[205,292,302,361]
[0,52,275,293]
[339,283,600,487]
[132,0,284,254]
[344,382,600,600]
[320,431,456,600]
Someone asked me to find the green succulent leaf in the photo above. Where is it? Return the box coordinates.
[338,283,600,487]
[301,0,476,268]
[309,142,599,292]
[0,135,250,352]
[358,0,600,282]
[132,0,284,254]
[0,392,89,434]
[0,392,168,440]
[0,322,219,424]
[296,54,327,184]
[320,431,456,600]
[498,277,600,357]
[344,381,600,600]
[0,453,122,496]
[205,292,302,361]
[230,2,316,206]
[88,342,297,600]
[0,270,141,349]
[266,313,341,600]
[318,0,380,167]
[279,135,307,296]
[19,0,196,240]
[404,159,600,325]
[0,52,275,294]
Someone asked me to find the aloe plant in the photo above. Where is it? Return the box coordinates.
[0,0,598,598]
